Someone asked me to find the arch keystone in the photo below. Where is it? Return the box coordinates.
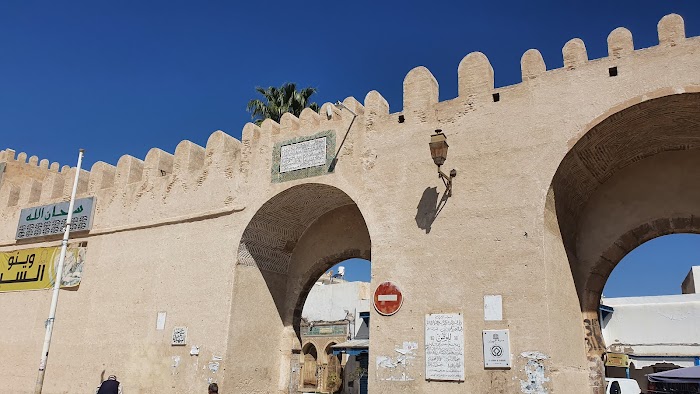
[458,52,494,97]
[658,14,685,46]
[403,66,439,114]
[521,49,546,81]
[607,27,634,58]
[563,38,588,70]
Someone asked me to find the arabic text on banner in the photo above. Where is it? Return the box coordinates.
[0,245,86,292]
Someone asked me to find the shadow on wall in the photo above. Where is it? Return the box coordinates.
[415,187,450,234]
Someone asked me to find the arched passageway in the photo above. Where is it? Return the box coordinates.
[301,343,319,390]
[226,183,371,392]
[599,234,700,392]
[547,92,700,393]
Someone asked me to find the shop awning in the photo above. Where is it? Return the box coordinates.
[648,365,700,384]
[331,339,369,356]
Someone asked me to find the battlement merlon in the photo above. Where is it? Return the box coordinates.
[0,13,697,229]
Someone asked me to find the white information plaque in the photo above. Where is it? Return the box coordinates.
[425,313,464,381]
[279,137,327,173]
[483,329,511,368]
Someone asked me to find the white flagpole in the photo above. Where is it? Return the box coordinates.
[34,149,84,394]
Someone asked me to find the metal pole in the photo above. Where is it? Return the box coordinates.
[34,149,84,394]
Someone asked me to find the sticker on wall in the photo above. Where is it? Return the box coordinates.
[484,295,503,321]
[172,326,188,346]
[156,312,167,330]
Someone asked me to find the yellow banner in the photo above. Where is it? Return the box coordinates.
[0,245,86,292]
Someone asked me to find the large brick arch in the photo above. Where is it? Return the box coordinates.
[228,183,371,393]
[548,92,700,393]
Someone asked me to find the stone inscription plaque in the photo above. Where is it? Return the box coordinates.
[425,313,464,381]
[279,137,327,173]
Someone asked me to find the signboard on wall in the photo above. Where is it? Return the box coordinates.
[280,137,327,173]
[271,130,336,183]
[482,329,511,368]
[305,324,346,337]
[0,245,87,292]
[425,313,464,381]
[374,281,403,316]
[605,353,630,368]
[16,197,95,240]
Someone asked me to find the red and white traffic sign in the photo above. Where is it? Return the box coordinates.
[373,281,403,316]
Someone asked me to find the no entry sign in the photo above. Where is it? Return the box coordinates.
[373,281,403,316]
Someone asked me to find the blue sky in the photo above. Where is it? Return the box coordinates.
[1,1,699,296]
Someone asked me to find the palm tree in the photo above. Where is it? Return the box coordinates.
[246,83,320,126]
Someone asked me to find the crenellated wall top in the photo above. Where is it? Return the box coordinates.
[0,13,697,238]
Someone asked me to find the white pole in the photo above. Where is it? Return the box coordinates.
[34,149,84,394]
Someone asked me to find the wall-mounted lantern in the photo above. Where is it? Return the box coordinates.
[429,129,457,196]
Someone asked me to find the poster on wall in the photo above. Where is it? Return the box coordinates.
[425,313,464,381]
[0,245,87,292]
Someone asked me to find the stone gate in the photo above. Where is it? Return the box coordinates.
[0,13,698,394]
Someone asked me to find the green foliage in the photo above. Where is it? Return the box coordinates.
[246,83,320,126]
[326,371,341,390]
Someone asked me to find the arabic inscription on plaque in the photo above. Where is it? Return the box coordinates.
[279,137,327,173]
[425,313,465,381]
